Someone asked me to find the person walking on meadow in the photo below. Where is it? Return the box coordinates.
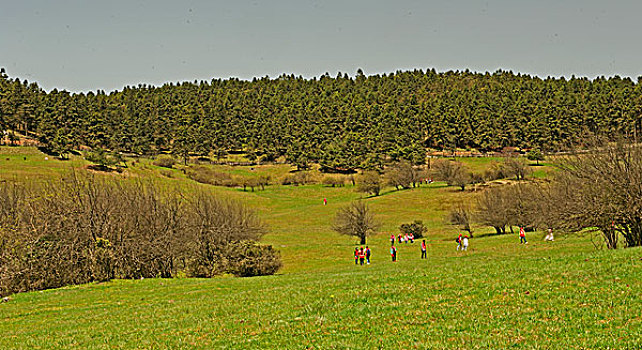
[365,246,371,264]
[359,247,365,265]
[421,239,427,259]
[391,234,395,245]
[354,247,359,265]
[456,233,463,251]
[390,245,397,262]
[544,228,554,241]
[462,236,469,251]
[519,226,528,244]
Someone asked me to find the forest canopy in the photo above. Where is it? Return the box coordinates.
[2,67,641,169]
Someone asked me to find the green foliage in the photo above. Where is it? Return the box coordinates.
[84,148,121,168]
[3,68,642,171]
[527,148,544,165]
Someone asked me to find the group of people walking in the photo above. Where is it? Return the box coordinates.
[353,246,371,265]
[455,233,470,251]
[355,226,553,264]
[359,238,429,264]
[392,233,415,244]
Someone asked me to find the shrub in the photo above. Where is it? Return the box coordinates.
[221,241,282,277]
[153,155,177,169]
[85,148,121,169]
[399,220,428,238]
[186,166,235,186]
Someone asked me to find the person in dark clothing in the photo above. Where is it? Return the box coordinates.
[365,246,371,264]
[359,247,365,265]
[421,240,427,259]
[390,245,397,262]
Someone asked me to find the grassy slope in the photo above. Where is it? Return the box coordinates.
[1,147,640,349]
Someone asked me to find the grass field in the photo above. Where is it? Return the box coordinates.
[1,147,640,349]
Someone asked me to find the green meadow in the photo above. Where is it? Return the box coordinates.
[0,147,640,349]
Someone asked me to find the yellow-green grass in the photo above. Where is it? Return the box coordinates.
[1,237,639,349]
[1,147,639,348]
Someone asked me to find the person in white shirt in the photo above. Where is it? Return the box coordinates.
[544,228,554,241]
[462,236,469,251]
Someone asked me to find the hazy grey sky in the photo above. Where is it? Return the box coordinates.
[2,0,641,92]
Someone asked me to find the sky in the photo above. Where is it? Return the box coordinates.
[2,0,642,92]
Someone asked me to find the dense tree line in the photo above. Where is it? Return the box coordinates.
[2,67,642,169]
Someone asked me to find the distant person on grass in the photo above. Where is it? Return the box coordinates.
[421,239,427,259]
[398,234,402,244]
[519,226,528,244]
[390,245,397,262]
[365,246,371,264]
[409,233,414,243]
[462,236,469,251]
[391,234,395,245]
[354,248,359,265]
[359,247,365,265]
[544,228,554,241]
[456,233,463,251]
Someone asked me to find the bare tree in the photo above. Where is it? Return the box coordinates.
[432,159,471,190]
[475,186,510,235]
[356,171,382,196]
[542,139,642,248]
[502,156,531,181]
[385,161,426,190]
[448,204,474,237]
[332,201,380,244]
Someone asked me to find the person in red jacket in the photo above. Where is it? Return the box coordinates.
[390,234,395,245]
[359,247,365,265]
[456,233,463,251]
[421,239,427,259]
[519,226,528,244]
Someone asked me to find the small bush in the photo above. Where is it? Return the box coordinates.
[153,155,177,169]
[186,166,235,186]
[399,220,428,239]
[222,241,282,277]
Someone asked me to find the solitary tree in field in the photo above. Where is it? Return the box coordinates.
[332,201,380,244]
[527,148,544,165]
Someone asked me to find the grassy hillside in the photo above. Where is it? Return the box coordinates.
[1,147,640,349]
